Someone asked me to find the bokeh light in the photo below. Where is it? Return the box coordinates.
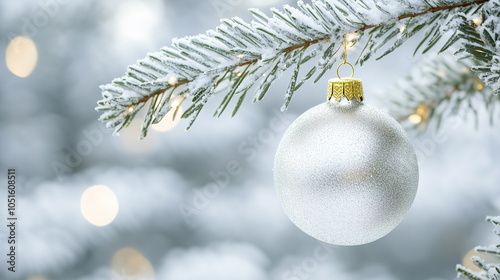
[461,67,471,73]
[6,36,38,78]
[408,113,422,125]
[152,98,184,132]
[80,185,119,226]
[116,1,160,40]
[121,119,158,154]
[111,248,155,280]
[416,105,429,119]
[462,249,500,273]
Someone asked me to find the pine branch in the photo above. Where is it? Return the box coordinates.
[457,216,500,280]
[388,52,500,132]
[96,0,493,137]
[456,265,488,280]
[455,0,500,95]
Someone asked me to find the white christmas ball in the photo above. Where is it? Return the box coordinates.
[274,98,419,246]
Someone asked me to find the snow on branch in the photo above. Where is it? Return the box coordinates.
[96,0,495,137]
[457,216,500,280]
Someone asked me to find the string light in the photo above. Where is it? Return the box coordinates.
[472,16,483,26]
[80,185,119,227]
[416,106,428,118]
[237,72,243,77]
[473,77,484,90]
[345,32,358,48]
[168,76,178,86]
[472,77,484,91]
[437,70,446,78]
[399,25,406,33]
[408,105,429,125]
[171,97,183,108]
[6,36,38,78]
[237,54,246,61]
[408,113,423,125]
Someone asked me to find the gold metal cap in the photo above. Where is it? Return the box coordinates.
[327,78,364,102]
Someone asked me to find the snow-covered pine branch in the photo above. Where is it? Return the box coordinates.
[388,52,500,132]
[457,216,500,280]
[96,0,496,137]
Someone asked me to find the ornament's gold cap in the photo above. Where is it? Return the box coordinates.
[327,78,364,102]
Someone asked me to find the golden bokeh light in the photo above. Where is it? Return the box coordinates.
[477,83,484,90]
[121,118,158,154]
[408,113,422,125]
[152,98,184,132]
[462,249,500,273]
[416,106,429,119]
[111,248,155,280]
[80,185,119,227]
[6,36,38,78]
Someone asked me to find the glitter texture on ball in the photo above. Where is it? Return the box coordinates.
[273,98,419,246]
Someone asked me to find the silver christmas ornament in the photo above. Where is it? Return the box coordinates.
[274,77,419,246]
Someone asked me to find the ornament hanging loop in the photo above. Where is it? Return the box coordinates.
[336,62,355,79]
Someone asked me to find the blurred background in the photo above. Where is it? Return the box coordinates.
[0,0,499,279]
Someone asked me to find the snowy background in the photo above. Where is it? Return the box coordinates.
[1,0,499,280]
